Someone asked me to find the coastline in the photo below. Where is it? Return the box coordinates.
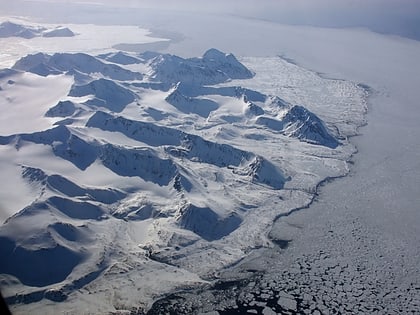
[146,69,419,315]
[145,60,372,314]
[146,25,420,310]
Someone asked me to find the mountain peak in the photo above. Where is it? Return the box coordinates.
[43,27,75,38]
[0,21,74,39]
[282,105,339,148]
[147,49,253,86]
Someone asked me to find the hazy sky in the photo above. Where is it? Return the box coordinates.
[140,0,420,40]
[2,0,420,40]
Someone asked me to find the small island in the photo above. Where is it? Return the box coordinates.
[0,21,75,39]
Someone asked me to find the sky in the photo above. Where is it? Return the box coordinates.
[150,0,420,40]
[1,0,420,40]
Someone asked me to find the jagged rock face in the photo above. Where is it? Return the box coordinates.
[244,99,265,117]
[45,101,77,117]
[282,105,339,148]
[255,104,339,148]
[0,21,44,39]
[87,111,286,188]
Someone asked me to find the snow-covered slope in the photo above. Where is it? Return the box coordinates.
[256,105,339,148]
[0,21,44,39]
[0,49,366,312]
[13,52,142,80]
[97,51,142,65]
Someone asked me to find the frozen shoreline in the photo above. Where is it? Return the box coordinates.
[145,55,420,315]
[144,67,371,315]
[145,18,420,315]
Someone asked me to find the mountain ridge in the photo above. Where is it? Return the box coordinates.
[0,49,357,309]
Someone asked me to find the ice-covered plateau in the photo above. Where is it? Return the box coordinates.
[0,48,367,313]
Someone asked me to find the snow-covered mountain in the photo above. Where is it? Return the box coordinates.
[69,78,136,112]
[256,104,339,148]
[0,21,44,39]
[0,21,75,39]
[97,51,143,65]
[164,83,219,117]
[45,100,77,117]
[13,52,142,80]
[0,49,365,311]
[145,48,254,86]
